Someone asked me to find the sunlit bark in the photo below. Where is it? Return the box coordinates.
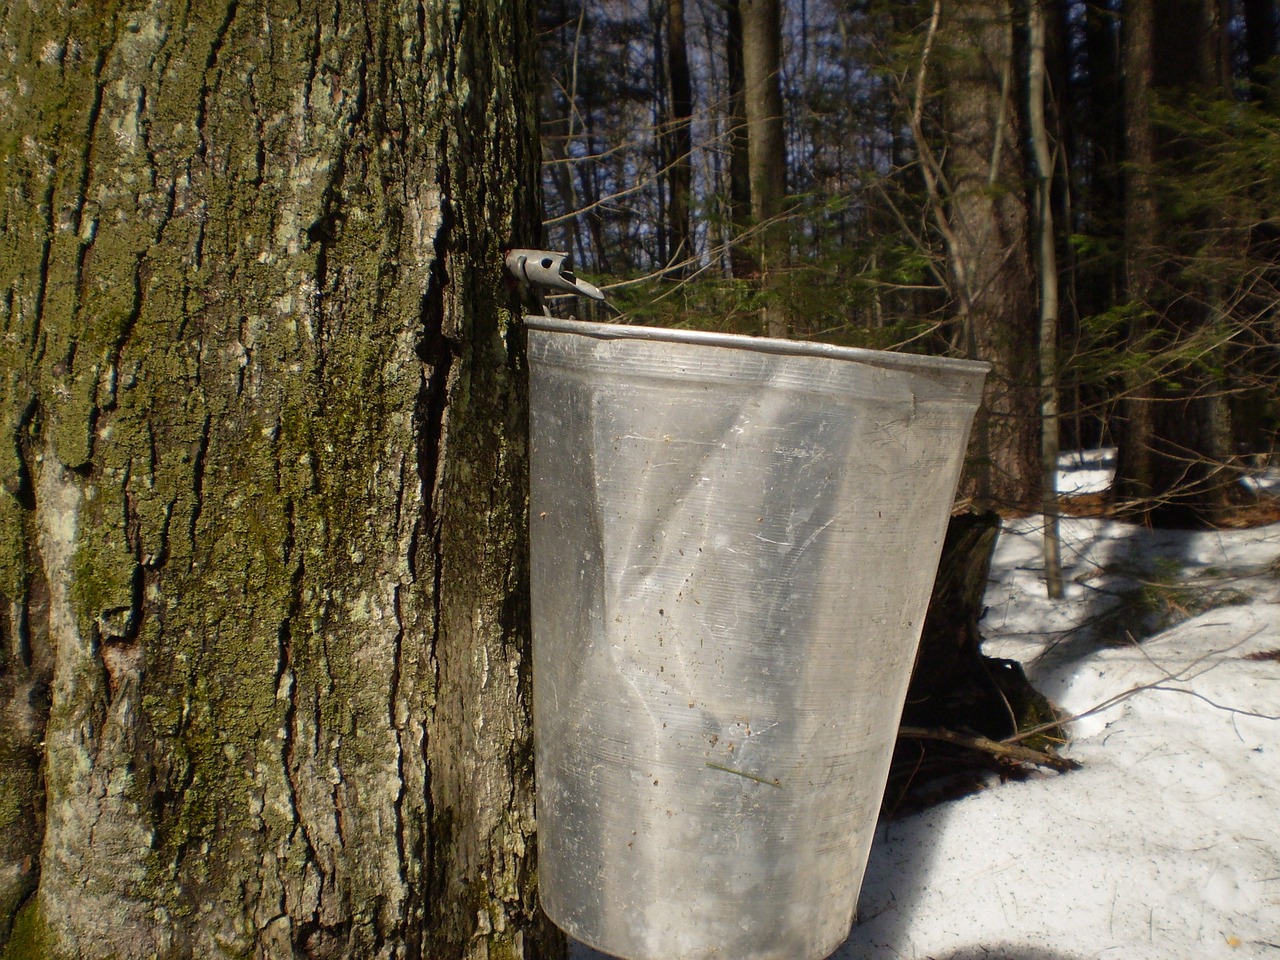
[0,2,557,957]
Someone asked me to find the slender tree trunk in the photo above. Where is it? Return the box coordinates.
[740,0,790,336]
[724,0,756,280]
[1029,0,1064,598]
[936,0,1041,510]
[652,9,671,270]
[665,0,694,276]
[0,2,558,958]
[542,5,589,272]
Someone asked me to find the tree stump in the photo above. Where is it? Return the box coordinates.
[886,511,1066,814]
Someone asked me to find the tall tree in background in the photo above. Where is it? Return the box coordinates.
[928,0,1041,509]
[533,0,1280,519]
[540,5,590,271]
[740,0,790,335]
[724,0,757,280]
[1113,0,1241,524]
[1236,0,1280,454]
[663,0,695,275]
[0,1,556,957]
[1066,0,1126,451]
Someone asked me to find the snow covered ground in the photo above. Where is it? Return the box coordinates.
[839,453,1280,960]
[570,451,1280,960]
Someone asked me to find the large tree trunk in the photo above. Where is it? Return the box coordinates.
[0,2,557,958]
[936,0,1041,511]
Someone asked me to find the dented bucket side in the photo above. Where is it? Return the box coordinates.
[526,317,988,960]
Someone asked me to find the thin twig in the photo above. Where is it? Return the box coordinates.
[705,762,782,788]
[1007,631,1277,743]
[898,726,1081,773]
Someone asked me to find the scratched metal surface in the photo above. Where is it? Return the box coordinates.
[526,317,987,960]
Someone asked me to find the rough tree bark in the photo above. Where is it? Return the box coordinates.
[935,0,1041,511]
[0,1,557,958]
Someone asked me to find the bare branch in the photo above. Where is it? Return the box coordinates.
[898,725,1081,773]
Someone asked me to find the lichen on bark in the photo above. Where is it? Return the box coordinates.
[0,1,555,957]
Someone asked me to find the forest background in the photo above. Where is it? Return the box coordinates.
[538,0,1280,541]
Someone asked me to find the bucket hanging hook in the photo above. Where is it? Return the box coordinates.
[504,249,606,308]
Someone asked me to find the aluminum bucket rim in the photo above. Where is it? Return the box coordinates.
[524,315,992,377]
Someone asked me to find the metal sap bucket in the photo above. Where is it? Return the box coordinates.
[526,317,988,960]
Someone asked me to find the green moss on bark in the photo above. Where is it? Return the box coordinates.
[0,493,28,611]
[68,527,136,639]
[1,0,552,956]
[0,774,19,837]
[0,899,58,960]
